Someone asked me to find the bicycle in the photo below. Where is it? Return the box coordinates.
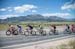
[50,29,59,35]
[63,29,72,34]
[24,28,36,36]
[6,29,18,35]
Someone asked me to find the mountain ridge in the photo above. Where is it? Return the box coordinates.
[0,14,75,23]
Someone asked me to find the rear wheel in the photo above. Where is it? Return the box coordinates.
[55,30,59,35]
[64,29,71,34]
[24,30,29,36]
[31,31,37,36]
[13,30,18,35]
[20,31,24,35]
[42,30,46,36]
[39,30,46,36]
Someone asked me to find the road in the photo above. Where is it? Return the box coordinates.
[0,26,75,49]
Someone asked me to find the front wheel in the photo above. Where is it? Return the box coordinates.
[6,30,11,35]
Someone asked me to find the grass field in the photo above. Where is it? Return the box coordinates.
[0,22,75,30]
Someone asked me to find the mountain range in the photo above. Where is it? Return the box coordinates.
[0,14,75,23]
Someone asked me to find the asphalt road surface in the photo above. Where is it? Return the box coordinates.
[0,31,75,47]
[0,26,75,49]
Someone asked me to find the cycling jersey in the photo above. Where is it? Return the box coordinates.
[28,25,33,30]
[17,25,22,33]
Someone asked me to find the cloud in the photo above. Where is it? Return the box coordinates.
[14,4,37,13]
[0,14,18,19]
[0,4,38,19]
[42,13,71,18]
[0,8,7,11]
[61,0,75,10]
[0,7,13,12]
[31,10,37,13]
[0,4,38,13]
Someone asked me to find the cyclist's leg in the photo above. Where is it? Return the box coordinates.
[54,30,56,34]
[31,29,33,35]
[19,28,22,33]
[41,29,43,35]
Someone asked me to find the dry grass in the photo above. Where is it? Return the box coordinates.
[49,40,75,49]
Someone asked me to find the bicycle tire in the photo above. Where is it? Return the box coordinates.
[6,31,11,35]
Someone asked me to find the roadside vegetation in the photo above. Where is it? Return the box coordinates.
[0,22,75,30]
[50,40,75,49]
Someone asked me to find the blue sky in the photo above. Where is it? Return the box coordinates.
[0,0,75,19]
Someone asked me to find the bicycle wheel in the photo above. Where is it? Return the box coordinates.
[13,30,18,35]
[24,30,29,36]
[20,31,24,35]
[6,30,11,35]
[55,30,59,35]
[32,31,37,35]
[42,30,46,36]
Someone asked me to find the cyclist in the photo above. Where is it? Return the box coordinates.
[17,25,22,33]
[65,24,71,33]
[71,24,75,33]
[39,25,43,30]
[7,24,16,35]
[27,24,33,34]
[66,24,70,30]
[39,25,44,35]
[51,25,56,34]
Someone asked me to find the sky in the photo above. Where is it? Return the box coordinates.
[0,0,75,19]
